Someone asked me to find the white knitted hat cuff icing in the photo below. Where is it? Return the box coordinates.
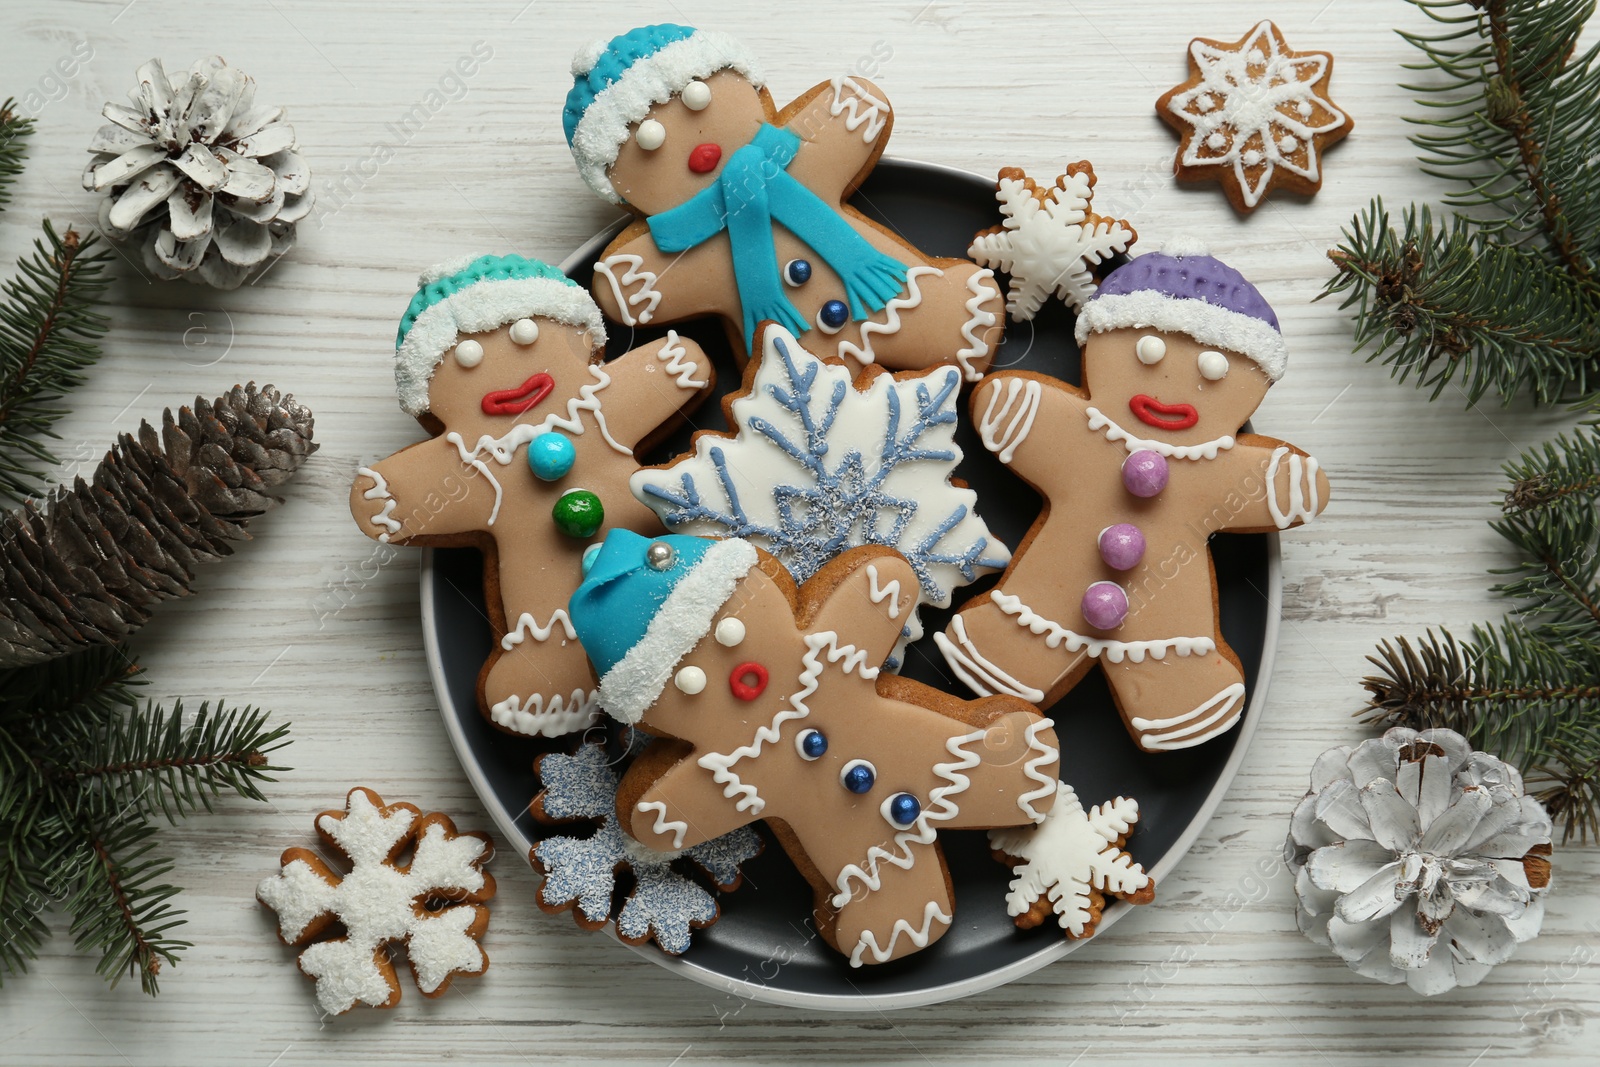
[571,30,764,204]
[394,278,608,417]
[1074,292,1288,382]
[597,538,760,724]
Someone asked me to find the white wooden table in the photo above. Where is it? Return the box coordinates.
[4,1,1597,1063]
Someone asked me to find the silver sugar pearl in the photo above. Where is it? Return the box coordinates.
[645,541,676,571]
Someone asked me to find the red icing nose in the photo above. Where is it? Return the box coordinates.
[688,143,722,173]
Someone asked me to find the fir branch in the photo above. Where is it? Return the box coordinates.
[1528,736,1600,843]
[66,820,188,994]
[0,99,33,218]
[0,222,112,502]
[1325,200,1600,403]
[47,701,290,825]
[1502,422,1600,512]
[0,853,51,982]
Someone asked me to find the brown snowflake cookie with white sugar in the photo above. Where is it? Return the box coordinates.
[256,788,495,1015]
[567,532,1063,966]
[937,239,1330,753]
[564,24,1003,381]
[1156,20,1352,213]
[348,254,713,740]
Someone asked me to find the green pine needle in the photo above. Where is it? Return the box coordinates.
[0,222,113,503]
[0,98,33,218]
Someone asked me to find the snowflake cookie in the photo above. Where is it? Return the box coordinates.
[1156,20,1352,213]
[256,788,496,1015]
[630,322,1010,668]
[968,163,1136,322]
[989,781,1154,939]
[530,741,763,955]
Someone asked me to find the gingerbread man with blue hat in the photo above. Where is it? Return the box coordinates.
[349,254,713,739]
[565,23,1004,382]
[937,238,1331,753]
[566,529,1062,966]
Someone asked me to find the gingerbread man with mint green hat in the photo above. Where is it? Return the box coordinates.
[563,23,1004,382]
[348,253,713,739]
[937,237,1331,753]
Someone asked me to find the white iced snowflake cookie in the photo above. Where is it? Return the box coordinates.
[968,163,1136,322]
[630,322,1010,670]
[989,781,1155,939]
[256,788,496,1015]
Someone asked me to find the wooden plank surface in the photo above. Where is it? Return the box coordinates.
[2,1,1597,1063]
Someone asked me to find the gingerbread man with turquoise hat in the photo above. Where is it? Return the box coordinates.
[565,24,1004,382]
[349,254,713,739]
[937,238,1331,753]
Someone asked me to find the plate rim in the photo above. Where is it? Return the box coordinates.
[420,156,1282,1012]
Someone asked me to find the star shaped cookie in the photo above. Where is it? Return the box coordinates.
[1157,20,1352,213]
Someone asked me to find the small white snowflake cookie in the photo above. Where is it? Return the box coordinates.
[256,788,496,1015]
[968,163,1136,322]
[630,322,1011,669]
[1157,20,1353,213]
[989,781,1155,939]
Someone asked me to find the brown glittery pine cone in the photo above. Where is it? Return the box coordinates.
[0,383,316,667]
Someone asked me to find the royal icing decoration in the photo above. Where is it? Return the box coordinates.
[632,325,1009,669]
[489,688,600,737]
[991,590,1218,664]
[968,164,1136,321]
[256,788,495,1015]
[989,781,1154,939]
[827,76,890,143]
[1158,20,1353,212]
[977,376,1040,464]
[955,269,1002,381]
[1266,446,1321,530]
[654,329,710,389]
[865,564,901,620]
[1128,682,1246,751]
[1086,406,1234,461]
[501,609,578,651]
[834,264,942,370]
[531,741,762,954]
[595,253,661,326]
[356,466,400,542]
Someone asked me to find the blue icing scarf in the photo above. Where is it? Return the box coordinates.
[647,123,908,349]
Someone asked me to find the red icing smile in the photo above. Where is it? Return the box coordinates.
[481,372,554,417]
[687,143,722,173]
[1129,394,1199,431]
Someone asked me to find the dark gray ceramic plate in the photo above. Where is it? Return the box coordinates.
[421,159,1279,1011]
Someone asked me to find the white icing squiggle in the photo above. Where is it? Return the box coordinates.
[832,726,984,907]
[933,614,1046,702]
[849,899,952,968]
[1085,406,1234,461]
[490,687,600,737]
[697,631,879,816]
[991,590,1217,664]
[595,253,661,326]
[655,329,709,389]
[445,433,503,526]
[954,269,1000,381]
[635,800,688,849]
[827,76,889,142]
[1266,446,1320,529]
[834,265,943,367]
[978,377,1040,464]
[1130,683,1246,751]
[357,466,401,542]
[866,564,901,620]
[500,609,578,651]
[1017,718,1058,824]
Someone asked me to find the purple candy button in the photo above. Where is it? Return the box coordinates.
[1099,524,1146,571]
[1082,581,1129,631]
[1122,449,1169,498]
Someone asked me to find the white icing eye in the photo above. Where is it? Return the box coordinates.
[715,617,746,647]
[681,79,712,111]
[453,339,484,368]
[1197,350,1230,381]
[635,119,666,151]
[1135,335,1166,365]
[509,318,538,345]
[673,665,707,695]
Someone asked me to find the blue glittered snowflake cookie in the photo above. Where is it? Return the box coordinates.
[529,740,762,955]
[629,323,1010,669]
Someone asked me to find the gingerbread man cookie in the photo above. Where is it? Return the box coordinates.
[937,238,1330,753]
[349,254,713,738]
[1156,20,1352,213]
[567,531,1062,967]
[565,24,1003,381]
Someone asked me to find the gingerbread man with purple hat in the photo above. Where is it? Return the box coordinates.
[937,237,1330,753]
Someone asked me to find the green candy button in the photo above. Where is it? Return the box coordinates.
[553,489,604,539]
